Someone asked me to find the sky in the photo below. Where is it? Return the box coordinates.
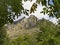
[14,0,58,24]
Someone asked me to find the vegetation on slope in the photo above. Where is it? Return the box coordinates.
[4,19,60,45]
[0,0,60,45]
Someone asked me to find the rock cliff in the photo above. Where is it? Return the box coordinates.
[6,15,39,39]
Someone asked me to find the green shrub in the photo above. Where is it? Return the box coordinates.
[0,27,7,45]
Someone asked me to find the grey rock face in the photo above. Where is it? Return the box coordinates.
[20,15,38,29]
[6,15,38,30]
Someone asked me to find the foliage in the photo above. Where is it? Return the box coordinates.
[0,27,7,45]
[0,0,60,26]
[0,0,60,45]
[0,0,23,44]
[30,0,60,18]
[0,0,24,26]
[4,19,60,45]
[37,19,60,45]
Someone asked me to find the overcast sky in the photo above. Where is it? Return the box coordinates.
[14,0,58,24]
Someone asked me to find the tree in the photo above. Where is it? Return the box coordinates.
[0,0,24,45]
[0,0,60,45]
[0,0,60,26]
[30,0,60,18]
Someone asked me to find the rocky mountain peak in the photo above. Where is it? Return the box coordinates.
[20,15,38,29]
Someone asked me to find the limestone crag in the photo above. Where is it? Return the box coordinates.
[20,15,38,29]
[6,15,39,39]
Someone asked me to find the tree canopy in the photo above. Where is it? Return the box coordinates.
[30,0,60,18]
[0,0,60,26]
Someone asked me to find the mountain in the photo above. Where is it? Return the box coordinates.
[4,16,60,45]
[20,15,38,29]
[5,15,58,39]
[6,15,39,39]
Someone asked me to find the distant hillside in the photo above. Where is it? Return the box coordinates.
[6,15,39,39]
[4,16,60,45]
[5,15,58,39]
